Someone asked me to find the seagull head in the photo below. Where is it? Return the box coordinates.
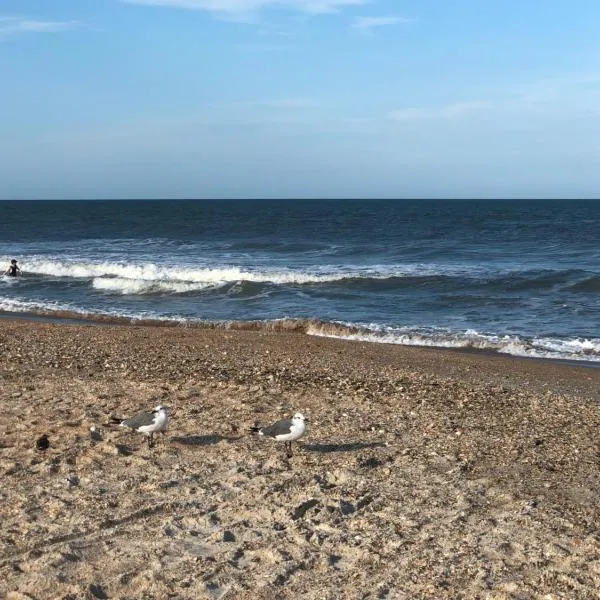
[292,413,307,423]
[153,405,167,413]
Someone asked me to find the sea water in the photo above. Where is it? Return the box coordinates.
[0,199,598,363]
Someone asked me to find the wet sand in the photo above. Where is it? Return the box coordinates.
[1,319,599,599]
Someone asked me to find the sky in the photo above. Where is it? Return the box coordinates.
[1,0,600,199]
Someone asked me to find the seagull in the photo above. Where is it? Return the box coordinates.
[108,405,169,448]
[250,413,308,458]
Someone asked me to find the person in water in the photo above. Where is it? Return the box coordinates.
[5,259,21,277]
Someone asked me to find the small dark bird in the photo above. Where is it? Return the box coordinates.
[89,425,103,442]
[35,434,50,452]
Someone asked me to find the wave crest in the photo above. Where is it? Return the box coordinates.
[92,277,219,295]
[6,257,489,293]
[307,323,600,362]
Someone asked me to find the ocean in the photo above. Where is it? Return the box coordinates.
[0,199,599,363]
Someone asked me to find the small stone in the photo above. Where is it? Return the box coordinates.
[88,584,108,599]
[357,495,374,510]
[163,526,176,537]
[340,500,355,516]
[35,434,50,452]
[159,480,179,490]
[66,472,79,488]
[223,530,236,542]
[292,499,320,520]
[359,457,382,469]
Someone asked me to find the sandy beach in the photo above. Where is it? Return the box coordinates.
[1,318,600,599]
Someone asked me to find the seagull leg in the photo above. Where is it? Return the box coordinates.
[147,433,154,449]
[285,442,293,459]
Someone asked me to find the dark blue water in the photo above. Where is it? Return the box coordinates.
[1,199,599,362]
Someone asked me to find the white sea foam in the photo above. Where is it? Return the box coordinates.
[0,296,185,324]
[0,297,83,316]
[7,256,491,293]
[91,277,219,295]
[307,323,600,363]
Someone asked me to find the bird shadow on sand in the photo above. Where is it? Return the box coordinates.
[303,441,386,453]
[114,443,135,456]
[171,434,242,447]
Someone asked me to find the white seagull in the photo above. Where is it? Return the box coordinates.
[109,405,170,448]
[250,413,308,458]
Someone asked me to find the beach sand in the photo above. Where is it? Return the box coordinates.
[1,319,599,599]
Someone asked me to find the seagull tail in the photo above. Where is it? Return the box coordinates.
[106,416,124,426]
[249,426,262,434]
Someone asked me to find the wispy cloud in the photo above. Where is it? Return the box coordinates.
[0,16,79,37]
[388,101,491,121]
[352,15,414,31]
[387,75,600,123]
[122,0,366,16]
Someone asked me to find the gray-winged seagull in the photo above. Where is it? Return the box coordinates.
[250,412,307,458]
[109,404,169,448]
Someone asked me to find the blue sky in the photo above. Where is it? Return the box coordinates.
[1,0,599,199]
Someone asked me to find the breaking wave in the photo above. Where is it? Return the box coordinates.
[91,277,220,295]
[10,257,600,298]
[8,256,493,295]
[307,323,600,363]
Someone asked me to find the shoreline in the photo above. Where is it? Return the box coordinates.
[1,318,600,598]
[2,309,600,372]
